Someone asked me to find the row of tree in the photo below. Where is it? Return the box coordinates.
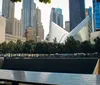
[0,36,100,54]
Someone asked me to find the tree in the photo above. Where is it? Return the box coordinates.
[7,41,16,54]
[80,41,92,53]
[64,36,80,53]
[10,0,51,3]
[94,37,100,53]
[53,38,57,43]
[34,42,49,54]
[1,42,8,54]
[22,40,35,54]
[15,40,23,53]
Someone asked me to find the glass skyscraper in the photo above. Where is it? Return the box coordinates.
[93,0,100,31]
[50,8,63,28]
[2,0,15,18]
[69,0,85,31]
[22,0,36,34]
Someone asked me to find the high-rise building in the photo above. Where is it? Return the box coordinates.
[50,8,63,28]
[69,0,85,31]
[2,0,15,18]
[36,8,44,40]
[36,8,41,23]
[6,18,23,37]
[93,0,100,31]
[65,21,70,32]
[22,0,36,34]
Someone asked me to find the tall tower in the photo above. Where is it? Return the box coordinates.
[50,8,63,28]
[93,0,100,31]
[2,0,15,18]
[36,8,44,40]
[69,0,85,31]
[22,0,36,34]
[36,8,41,23]
[56,8,63,28]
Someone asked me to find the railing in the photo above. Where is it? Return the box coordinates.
[0,53,100,59]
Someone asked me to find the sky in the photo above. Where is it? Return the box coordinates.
[0,0,92,38]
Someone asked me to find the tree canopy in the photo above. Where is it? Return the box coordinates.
[0,36,100,55]
[10,0,51,4]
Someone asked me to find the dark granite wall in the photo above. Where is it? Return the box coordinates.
[2,59,98,74]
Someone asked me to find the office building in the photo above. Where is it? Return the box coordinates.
[36,24,44,40]
[93,0,100,31]
[65,21,70,32]
[26,27,36,41]
[50,8,63,28]
[6,18,23,37]
[36,8,44,40]
[0,16,26,43]
[22,0,36,34]
[36,8,41,24]
[2,0,15,18]
[69,0,85,31]
[56,8,63,28]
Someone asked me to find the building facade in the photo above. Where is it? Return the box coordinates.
[65,21,70,32]
[0,16,26,43]
[5,34,26,43]
[6,18,23,37]
[36,8,41,24]
[36,8,44,40]
[22,0,36,34]
[2,0,15,18]
[69,0,85,31]
[93,0,100,31]
[50,8,63,28]
[26,27,36,41]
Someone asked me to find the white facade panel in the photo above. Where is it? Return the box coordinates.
[49,22,69,42]
[49,16,90,43]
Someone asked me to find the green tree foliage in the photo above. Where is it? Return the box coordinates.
[80,41,92,53]
[1,42,8,54]
[94,37,100,53]
[10,0,51,3]
[15,40,23,53]
[65,36,80,53]
[7,41,15,54]
[34,42,49,54]
[22,40,35,53]
[0,36,100,54]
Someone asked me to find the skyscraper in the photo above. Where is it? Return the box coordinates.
[50,8,63,28]
[69,0,85,31]
[2,0,15,18]
[65,21,70,32]
[36,8,44,40]
[36,7,41,23]
[22,0,36,34]
[93,0,100,31]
